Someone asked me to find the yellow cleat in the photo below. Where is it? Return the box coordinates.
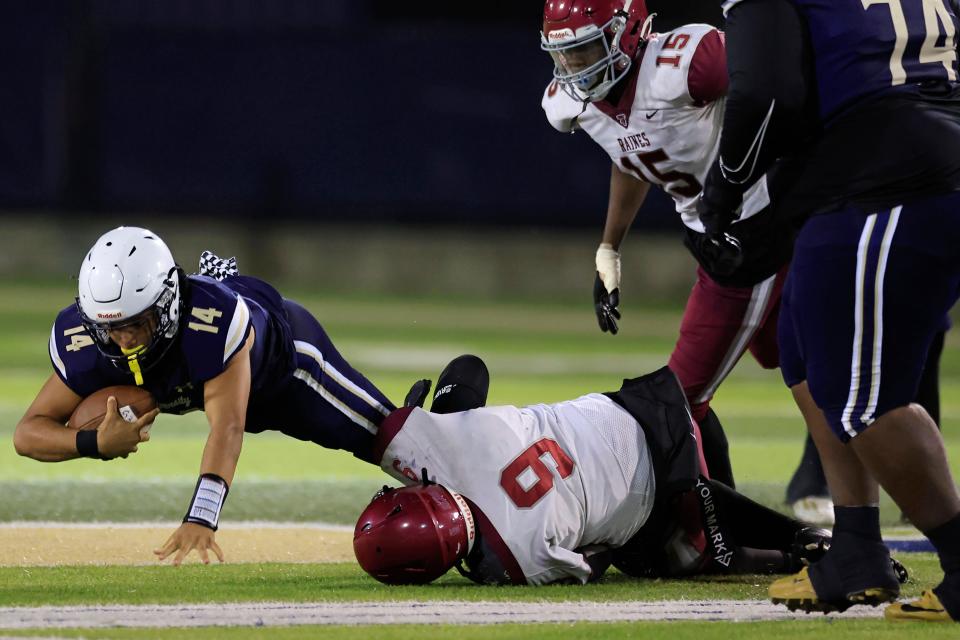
[885,590,956,622]
[770,566,899,614]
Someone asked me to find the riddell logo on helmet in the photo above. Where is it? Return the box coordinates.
[97,312,123,319]
[547,29,576,43]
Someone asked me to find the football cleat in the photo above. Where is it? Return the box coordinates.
[890,557,910,584]
[769,566,899,614]
[792,526,831,566]
[885,590,955,622]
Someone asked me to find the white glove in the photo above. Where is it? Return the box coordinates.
[595,243,621,294]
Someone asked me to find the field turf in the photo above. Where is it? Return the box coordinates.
[1,280,958,636]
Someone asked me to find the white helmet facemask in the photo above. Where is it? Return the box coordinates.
[75,227,183,382]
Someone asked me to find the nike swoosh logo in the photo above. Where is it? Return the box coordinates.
[645,111,658,119]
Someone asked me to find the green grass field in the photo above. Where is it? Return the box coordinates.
[1,280,958,637]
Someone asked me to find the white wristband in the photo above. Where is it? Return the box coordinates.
[183,474,229,531]
[595,243,622,294]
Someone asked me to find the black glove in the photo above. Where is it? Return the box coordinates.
[695,181,746,277]
[699,232,745,278]
[697,197,740,238]
[698,162,745,237]
[403,379,432,408]
[593,273,621,335]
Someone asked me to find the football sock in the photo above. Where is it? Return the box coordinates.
[927,513,960,618]
[833,505,881,542]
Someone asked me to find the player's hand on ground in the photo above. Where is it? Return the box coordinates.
[154,522,225,566]
[594,244,622,335]
[96,396,159,459]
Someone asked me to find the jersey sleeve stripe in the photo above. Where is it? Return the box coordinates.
[293,368,378,435]
[222,296,251,364]
[294,340,391,416]
[49,324,66,379]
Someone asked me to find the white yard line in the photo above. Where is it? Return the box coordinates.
[0,600,885,628]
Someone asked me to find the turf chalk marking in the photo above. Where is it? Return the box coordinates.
[0,600,886,628]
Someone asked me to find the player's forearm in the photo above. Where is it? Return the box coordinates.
[709,0,812,195]
[13,416,83,462]
[602,165,650,249]
[198,424,244,486]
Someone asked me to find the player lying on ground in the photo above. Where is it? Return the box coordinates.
[539,0,947,524]
[352,357,899,586]
[13,227,395,565]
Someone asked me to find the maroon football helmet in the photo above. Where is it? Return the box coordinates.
[541,0,651,102]
[354,484,476,585]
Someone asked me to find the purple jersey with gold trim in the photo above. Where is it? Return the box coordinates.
[791,0,959,120]
[48,274,394,459]
[50,275,282,410]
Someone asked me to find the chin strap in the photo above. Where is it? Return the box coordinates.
[639,12,656,41]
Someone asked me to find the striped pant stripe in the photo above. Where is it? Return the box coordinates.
[693,272,778,404]
[840,207,902,438]
[291,340,391,436]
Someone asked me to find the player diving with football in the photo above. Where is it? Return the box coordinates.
[538,0,947,525]
[13,226,395,565]
[352,357,896,586]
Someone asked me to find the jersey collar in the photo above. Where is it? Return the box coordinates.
[591,52,644,128]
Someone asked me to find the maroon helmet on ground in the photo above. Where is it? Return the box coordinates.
[541,0,651,102]
[354,484,476,585]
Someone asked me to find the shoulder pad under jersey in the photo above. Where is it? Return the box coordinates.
[640,24,724,107]
[542,80,586,133]
[48,305,116,397]
[180,275,253,383]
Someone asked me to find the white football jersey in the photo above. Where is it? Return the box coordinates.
[377,394,656,585]
[541,24,769,232]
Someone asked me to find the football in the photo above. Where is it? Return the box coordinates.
[68,385,157,431]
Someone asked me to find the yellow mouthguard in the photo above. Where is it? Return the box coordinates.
[122,345,146,385]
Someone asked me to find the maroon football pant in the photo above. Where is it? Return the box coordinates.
[668,265,787,423]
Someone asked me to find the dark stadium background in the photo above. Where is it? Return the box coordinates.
[0,0,721,229]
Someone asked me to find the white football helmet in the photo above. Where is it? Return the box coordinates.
[76,227,183,374]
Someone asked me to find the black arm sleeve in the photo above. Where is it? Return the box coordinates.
[701,0,816,209]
